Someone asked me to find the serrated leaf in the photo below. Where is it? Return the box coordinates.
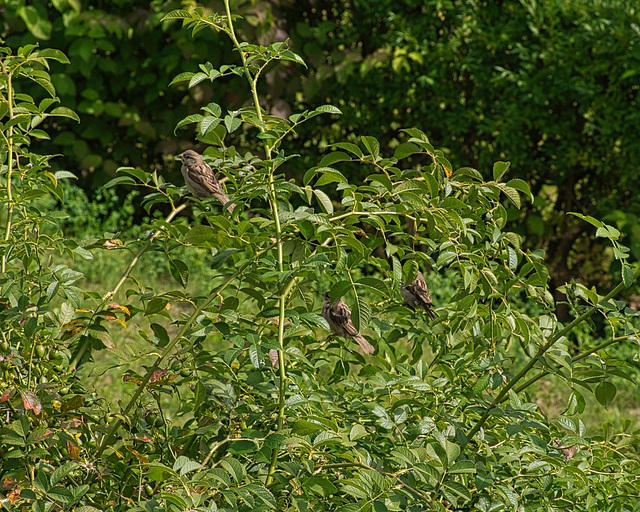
[501,186,521,208]
[169,71,195,86]
[174,114,203,134]
[315,168,348,186]
[492,161,510,182]
[506,178,533,202]
[50,462,77,486]
[392,256,402,290]
[101,176,136,189]
[189,72,208,88]
[162,9,194,20]
[622,264,634,288]
[221,457,245,483]
[313,189,333,214]
[361,135,379,159]
[351,292,371,332]
[50,107,79,122]
[567,212,604,228]
[169,259,189,287]
[315,104,342,115]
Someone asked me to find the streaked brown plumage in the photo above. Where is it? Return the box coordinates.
[177,149,235,211]
[321,291,375,355]
[401,271,435,319]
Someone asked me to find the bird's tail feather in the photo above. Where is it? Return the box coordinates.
[354,334,375,355]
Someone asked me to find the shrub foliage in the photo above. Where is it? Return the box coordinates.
[1,4,639,511]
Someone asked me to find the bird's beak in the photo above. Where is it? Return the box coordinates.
[176,152,185,161]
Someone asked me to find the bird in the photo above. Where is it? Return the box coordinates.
[321,292,375,355]
[401,271,435,319]
[176,149,235,211]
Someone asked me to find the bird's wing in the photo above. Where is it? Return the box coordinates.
[409,275,432,306]
[186,162,222,195]
[331,300,359,336]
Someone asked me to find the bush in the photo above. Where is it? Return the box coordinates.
[1,5,639,511]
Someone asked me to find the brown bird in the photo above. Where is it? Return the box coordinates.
[401,271,435,319]
[321,292,375,355]
[177,149,235,211]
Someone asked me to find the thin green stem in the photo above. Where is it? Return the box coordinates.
[96,244,273,457]
[465,267,640,445]
[70,203,188,370]
[513,333,639,394]
[223,0,263,127]
[224,0,288,483]
[2,69,15,273]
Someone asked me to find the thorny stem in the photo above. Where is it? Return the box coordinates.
[70,203,188,370]
[465,267,640,445]
[96,245,273,457]
[223,0,289,485]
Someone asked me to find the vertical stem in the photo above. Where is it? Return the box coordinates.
[222,1,289,484]
[223,0,288,483]
[2,70,15,273]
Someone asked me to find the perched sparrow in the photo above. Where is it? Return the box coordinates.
[321,292,375,355]
[176,149,235,211]
[401,271,435,319]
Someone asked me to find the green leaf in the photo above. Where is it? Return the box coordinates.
[101,176,136,189]
[366,173,393,192]
[211,248,239,268]
[492,161,510,182]
[169,71,195,86]
[506,178,533,202]
[54,170,77,180]
[500,186,521,208]
[189,72,209,88]
[393,142,420,160]
[174,114,203,134]
[50,462,77,486]
[146,297,168,316]
[315,104,342,115]
[37,48,70,63]
[225,114,242,133]
[169,259,189,287]
[331,142,363,158]
[351,291,371,332]
[18,5,52,40]
[221,457,245,483]
[292,420,324,435]
[184,224,219,245]
[50,107,80,122]
[361,135,380,159]
[314,167,348,186]
[621,265,634,288]
[162,9,194,20]
[313,189,334,214]
[567,212,604,228]
[319,151,350,167]
[595,381,616,408]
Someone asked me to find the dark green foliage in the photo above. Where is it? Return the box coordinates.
[1,5,640,511]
